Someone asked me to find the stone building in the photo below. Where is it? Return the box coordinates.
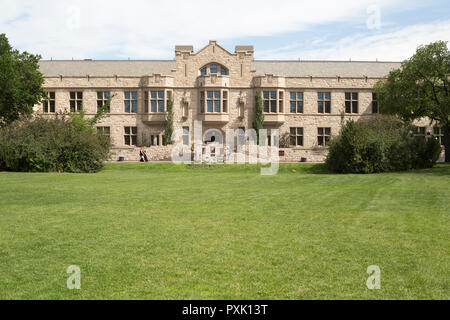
[36,40,443,162]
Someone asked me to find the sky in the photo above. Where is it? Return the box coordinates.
[0,0,449,61]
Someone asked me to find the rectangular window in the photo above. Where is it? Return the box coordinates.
[124,91,138,113]
[97,126,110,137]
[206,91,221,113]
[150,135,161,146]
[97,91,111,112]
[345,92,359,114]
[221,66,227,75]
[43,92,56,113]
[318,92,331,113]
[318,127,331,146]
[263,91,277,113]
[223,91,228,113]
[413,126,426,137]
[290,92,303,113]
[290,127,304,147]
[144,91,149,113]
[210,64,217,74]
[70,91,83,112]
[433,127,444,145]
[124,126,137,146]
[182,127,189,146]
[372,93,379,114]
[150,91,165,113]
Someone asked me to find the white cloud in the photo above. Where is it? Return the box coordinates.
[0,0,420,59]
[257,20,450,61]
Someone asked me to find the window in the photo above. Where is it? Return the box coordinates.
[290,127,304,147]
[200,90,228,113]
[290,92,303,113]
[144,91,149,113]
[207,91,220,113]
[318,92,331,113]
[97,91,111,112]
[43,92,55,113]
[182,127,190,146]
[124,127,137,146]
[124,91,138,113]
[413,126,426,137]
[433,127,444,145]
[263,91,277,113]
[372,93,379,114]
[97,126,110,137]
[199,63,228,76]
[70,92,83,112]
[151,135,161,146]
[318,127,331,146]
[150,91,165,113]
[345,92,359,114]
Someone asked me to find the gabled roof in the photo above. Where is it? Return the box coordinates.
[38,60,176,77]
[252,60,401,78]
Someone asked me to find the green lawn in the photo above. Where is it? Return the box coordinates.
[0,163,449,300]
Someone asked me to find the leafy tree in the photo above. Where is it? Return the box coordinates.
[374,41,450,162]
[253,90,264,144]
[163,91,174,145]
[0,34,46,126]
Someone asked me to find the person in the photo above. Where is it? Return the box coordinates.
[139,147,149,162]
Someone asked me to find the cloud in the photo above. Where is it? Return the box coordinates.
[0,0,419,59]
[257,20,450,61]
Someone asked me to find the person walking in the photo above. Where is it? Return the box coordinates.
[139,147,149,162]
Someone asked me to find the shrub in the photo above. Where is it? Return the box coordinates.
[326,116,442,173]
[0,116,110,173]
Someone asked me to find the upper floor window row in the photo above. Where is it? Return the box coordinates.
[200,63,228,76]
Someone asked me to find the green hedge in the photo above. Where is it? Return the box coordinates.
[0,116,110,173]
[326,116,442,173]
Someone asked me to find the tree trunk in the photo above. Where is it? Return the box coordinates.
[444,124,450,163]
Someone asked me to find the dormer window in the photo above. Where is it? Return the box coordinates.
[200,63,228,76]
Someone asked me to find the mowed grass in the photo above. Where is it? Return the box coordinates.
[0,163,449,300]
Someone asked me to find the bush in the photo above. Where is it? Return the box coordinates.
[0,116,110,173]
[326,116,442,173]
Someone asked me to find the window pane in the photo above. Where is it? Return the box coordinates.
[352,92,358,100]
[201,67,206,75]
[318,136,323,146]
[223,91,228,99]
[271,100,276,113]
[290,136,296,146]
[125,101,130,113]
[151,92,157,99]
[270,91,276,99]
[221,67,227,75]
[132,101,137,113]
[104,127,110,134]
[290,101,296,113]
[49,92,55,99]
[207,100,213,112]
[70,92,75,99]
[318,92,323,100]
[325,92,330,100]
[345,92,351,100]
[345,101,351,113]
[263,92,269,99]
[132,127,137,134]
[125,92,130,99]
[77,92,82,99]
[125,127,130,134]
[210,64,217,73]
[158,100,164,112]
[297,128,303,135]
[132,92,138,100]
[214,91,220,99]
[318,101,323,113]
[297,92,303,100]
[158,91,164,99]
[352,101,358,113]
[125,136,130,145]
[264,101,269,113]
[290,128,296,135]
[50,101,55,112]
[297,101,303,113]
[325,128,331,135]
[214,100,220,113]
[201,91,205,98]
[97,92,102,99]
[151,101,157,112]
[132,136,137,146]
[318,128,323,135]
[290,92,296,100]
[297,136,303,146]
[207,91,213,99]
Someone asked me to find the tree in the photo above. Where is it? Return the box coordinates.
[253,90,264,144]
[163,91,174,146]
[0,34,46,126]
[374,41,450,162]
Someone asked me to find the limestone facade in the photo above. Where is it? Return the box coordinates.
[35,41,444,162]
